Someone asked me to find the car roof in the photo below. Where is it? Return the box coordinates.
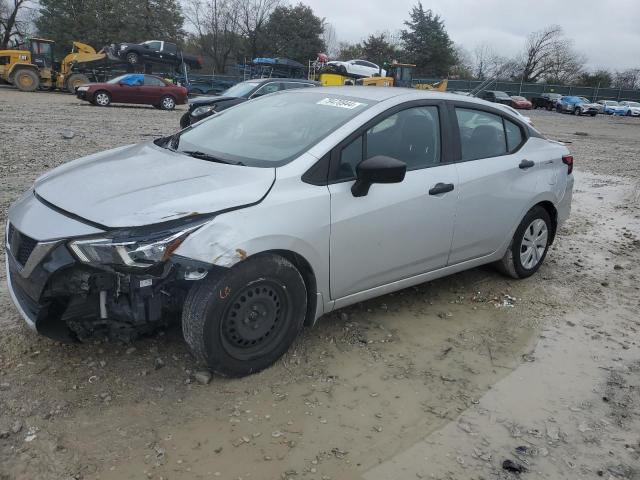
[286,86,509,107]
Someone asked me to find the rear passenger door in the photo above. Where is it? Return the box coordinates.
[143,75,168,104]
[448,106,541,264]
[329,102,458,300]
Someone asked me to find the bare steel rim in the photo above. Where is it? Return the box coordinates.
[520,218,548,269]
[219,280,292,361]
[161,96,175,109]
[95,92,110,106]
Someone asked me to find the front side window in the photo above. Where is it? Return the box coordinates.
[456,108,506,161]
[144,41,162,51]
[337,105,441,179]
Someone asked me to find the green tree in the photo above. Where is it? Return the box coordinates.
[336,41,363,60]
[264,3,324,63]
[577,69,612,88]
[400,2,456,76]
[360,33,398,66]
[36,0,184,54]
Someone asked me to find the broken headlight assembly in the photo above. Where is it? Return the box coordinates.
[191,105,216,117]
[69,220,207,269]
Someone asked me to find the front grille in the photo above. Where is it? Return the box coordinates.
[7,223,38,266]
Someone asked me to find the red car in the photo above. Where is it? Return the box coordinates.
[510,96,533,110]
[76,74,188,110]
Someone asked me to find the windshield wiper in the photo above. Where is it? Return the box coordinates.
[180,150,244,166]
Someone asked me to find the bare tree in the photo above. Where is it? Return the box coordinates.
[184,0,241,74]
[238,0,280,59]
[544,39,585,84]
[322,21,337,58]
[472,43,496,79]
[0,0,34,48]
[519,25,563,82]
[612,68,640,90]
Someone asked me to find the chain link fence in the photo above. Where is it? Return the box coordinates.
[414,78,640,102]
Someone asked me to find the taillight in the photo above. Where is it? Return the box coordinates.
[562,155,574,174]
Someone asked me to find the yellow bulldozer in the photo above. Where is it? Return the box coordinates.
[0,38,106,92]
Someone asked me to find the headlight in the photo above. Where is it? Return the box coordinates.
[77,86,89,91]
[120,44,127,51]
[69,221,206,269]
[191,105,215,117]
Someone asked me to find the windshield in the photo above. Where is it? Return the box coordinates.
[626,101,640,107]
[175,92,374,167]
[579,97,591,103]
[222,82,261,98]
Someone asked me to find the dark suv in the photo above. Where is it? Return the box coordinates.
[531,93,562,110]
[181,78,320,128]
[479,90,513,105]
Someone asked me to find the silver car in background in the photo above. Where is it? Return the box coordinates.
[5,88,574,376]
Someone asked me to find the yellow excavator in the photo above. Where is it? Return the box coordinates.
[0,38,107,92]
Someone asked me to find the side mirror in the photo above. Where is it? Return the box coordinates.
[351,155,406,197]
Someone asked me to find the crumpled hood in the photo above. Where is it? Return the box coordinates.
[34,142,275,228]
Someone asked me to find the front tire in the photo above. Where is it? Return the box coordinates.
[497,206,552,279]
[126,51,139,66]
[574,107,581,116]
[182,254,307,377]
[93,90,111,106]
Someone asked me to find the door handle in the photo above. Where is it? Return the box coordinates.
[519,159,535,169]
[429,182,454,195]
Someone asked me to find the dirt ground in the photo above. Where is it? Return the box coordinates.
[0,87,639,480]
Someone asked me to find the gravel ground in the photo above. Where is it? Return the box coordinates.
[0,87,639,480]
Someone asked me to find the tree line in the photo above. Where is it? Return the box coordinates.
[1,0,639,89]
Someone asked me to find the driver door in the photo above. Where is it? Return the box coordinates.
[329,102,458,301]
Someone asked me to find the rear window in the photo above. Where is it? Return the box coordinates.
[455,108,525,161]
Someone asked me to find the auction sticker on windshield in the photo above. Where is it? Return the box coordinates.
[317,98,366,109]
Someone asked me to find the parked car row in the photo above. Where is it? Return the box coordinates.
[481,91,640,118]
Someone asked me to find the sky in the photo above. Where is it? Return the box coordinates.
[302,0,640,71]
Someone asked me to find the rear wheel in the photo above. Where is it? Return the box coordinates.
[497,206,552,279]
[160,95,176,110]
[182,253,307,377]
[13,68,39,92]
[65,73,90,92]
[93,90,111,106]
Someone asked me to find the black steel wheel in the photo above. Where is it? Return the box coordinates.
[220,280,292,361]
[182,253,307,377]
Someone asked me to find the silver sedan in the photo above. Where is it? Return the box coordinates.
[6,87,574,376]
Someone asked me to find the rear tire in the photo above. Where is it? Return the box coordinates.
[160,95,176,110]
[182,253,307,377]
[13,68,39,92]
[496,206,552,279]
[93,90,111,106]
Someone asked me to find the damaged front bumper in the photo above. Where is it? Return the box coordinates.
[5,194,217,342]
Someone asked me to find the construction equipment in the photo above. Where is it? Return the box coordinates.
[358,62,448,91]
[0,38,108,92]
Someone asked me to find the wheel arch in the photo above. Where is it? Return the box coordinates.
[534,200,558,244]
[257,249,319,326]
